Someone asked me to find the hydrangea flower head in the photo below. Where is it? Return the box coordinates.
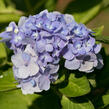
[0,10,103,94]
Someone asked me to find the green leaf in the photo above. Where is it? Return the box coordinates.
[59,73,91,97]
[45,0,56,11]
[0,43,7,59]
[0,90,40,109]
[0,0,5,8]
[65,0,109,24]
[102,0,109,8]
[0,68,17,92]
[0,67,61,109]
[88,75,96,88]
[0,89,61,109]
[0,0,22,14]
[0,0,24,23]
[95,35,109,44]
[92,94,109,108]
[102,94,109,108]
[0,14,21,23]
[61,95,94,109]
[29,89,61,109]
[73,3,101,24]
[92,26,109,44]
[92,26,104,36]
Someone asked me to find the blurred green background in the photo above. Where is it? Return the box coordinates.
[87,7,109,36]
[0,0,109,35]
[0,0,109,109]
[0,0,109,53]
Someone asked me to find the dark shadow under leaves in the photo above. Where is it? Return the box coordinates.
[28,89,62,109]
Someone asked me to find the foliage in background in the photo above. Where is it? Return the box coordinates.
[0,0,109,109]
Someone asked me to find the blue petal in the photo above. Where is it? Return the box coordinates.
[38,75,50,91]
[45,64,59,74]
[65,58,80,70]
[63,50,74,60]
[79,61,94,72]
[45,44,53,52]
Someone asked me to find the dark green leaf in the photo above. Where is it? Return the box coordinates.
[65,0,109,24]
[92,94,109,109]
[29,89,61,109]
[73,4,101,24]
[45,0,56,11]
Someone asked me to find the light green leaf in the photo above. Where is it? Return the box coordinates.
[0,68,17,92]
[0,90,40,109]
[95,35,109,44]
[73,3,101,24]
[0,0,24,23]
[0,67,61,109]
[61,95,94,109]
[0,14,22,23]
[92,26,109,44]
[0,89,61,109]
[0,0,24,15]
[88,74,96,88]
[92,26,104,36]
[59,74,91,97]
[0,43,7,59]
[0,0,5,8]
[102,0,109,8]
[102,94,109,108]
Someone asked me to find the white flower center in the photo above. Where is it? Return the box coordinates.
[76,44,81,50]
[33,32,38,37]
[14,36,22,42]
[74,29,79,34]
[36,23,41,28]
[6,27,13,32]
[46,24,53,30]
[14,28,19,34]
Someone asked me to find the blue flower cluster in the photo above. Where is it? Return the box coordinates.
[0,10,103,94]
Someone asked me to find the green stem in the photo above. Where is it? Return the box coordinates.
[95,36,109,44]
[0,87,20,92]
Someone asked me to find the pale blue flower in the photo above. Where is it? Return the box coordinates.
[0,10,103,94]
